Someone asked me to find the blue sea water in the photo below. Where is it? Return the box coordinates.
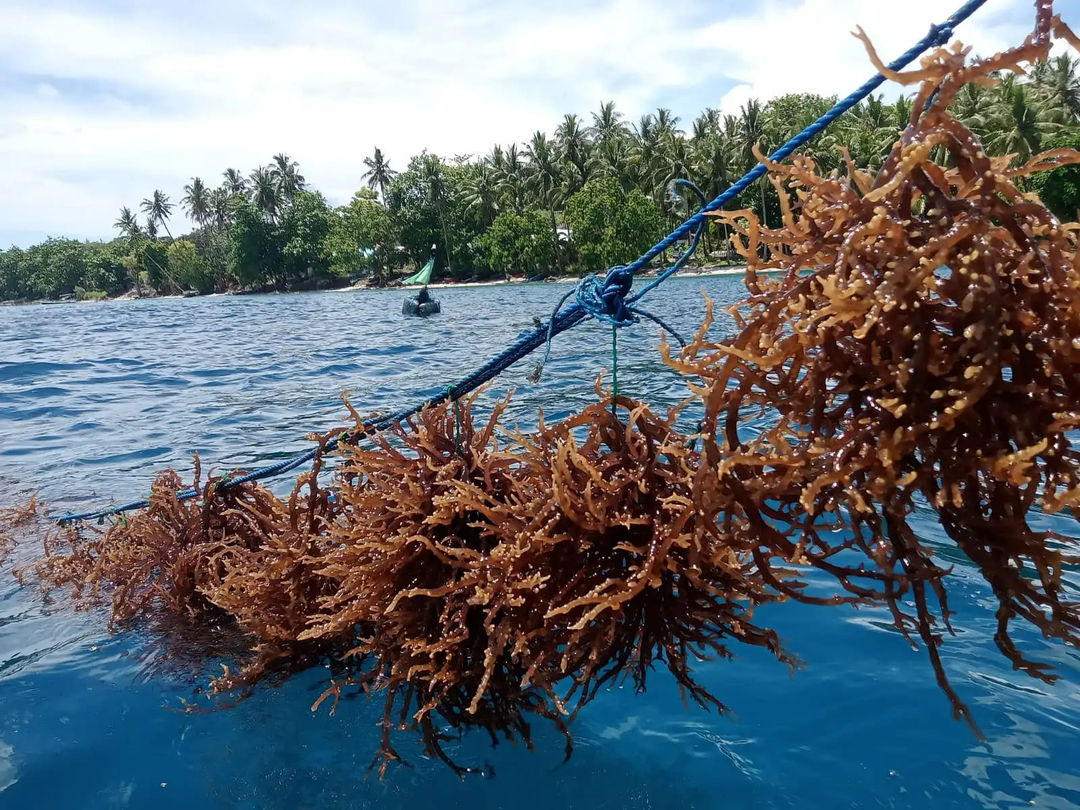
[0,277,1077,809]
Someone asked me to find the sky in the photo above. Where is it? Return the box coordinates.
[0,0,1057,248]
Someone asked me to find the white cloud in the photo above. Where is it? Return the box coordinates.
[0,0,1051,246]
[701,0,1033,114]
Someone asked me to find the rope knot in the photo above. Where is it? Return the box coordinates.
[930,22,954,44]
[576,270,637,327]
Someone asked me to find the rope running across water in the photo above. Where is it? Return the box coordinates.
[58,0,988,524]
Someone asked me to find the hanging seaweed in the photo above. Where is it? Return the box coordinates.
[299,387,795,774]
[666,7,1080,733]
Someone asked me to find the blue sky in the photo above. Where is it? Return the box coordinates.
[0,0,1048,247]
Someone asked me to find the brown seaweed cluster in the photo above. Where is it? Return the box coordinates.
[0,497,37,566]
[304,389,794,774]
[665,5,1080,732]
[3,1,1080,775]
[17,390,794,774]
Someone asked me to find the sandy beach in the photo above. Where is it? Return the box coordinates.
[372,264,754,292]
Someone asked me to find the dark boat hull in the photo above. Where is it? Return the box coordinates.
[403,298,441,317]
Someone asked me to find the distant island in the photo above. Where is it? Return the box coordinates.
[3,66,1079,304]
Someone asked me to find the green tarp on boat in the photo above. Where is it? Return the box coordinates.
[402,258,434,286]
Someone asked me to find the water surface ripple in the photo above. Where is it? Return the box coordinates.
[0,280,1077,809]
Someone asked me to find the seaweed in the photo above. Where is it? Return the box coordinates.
[0,497,38,567]
[666,6,1080,734]
[2,0,1079,776]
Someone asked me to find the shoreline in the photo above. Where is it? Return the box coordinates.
[369,263,755,292]
[2,264,761,306]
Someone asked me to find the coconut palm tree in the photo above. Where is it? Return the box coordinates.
[594,134,634,191]
[1031,53,1080,124]
[629,114,665,201]
[419,154,453,271]
[250,166,282,221]
[495,143,528,215]
[461,164,499,229]
[844,95,900,170]
[114,206,141,242]
[737,99,771,227]
[653,107,682,141]
[271,153,305,203]
[590,100,626,146]
[950,83,989,135]
[113,207,144,294]
[362,147,397,201]
[181,177,211,228]
[223,168,247,196]
[140,190,174,239]
[983,74,1059,163]
[556,113,593,195]
[523,131,564,266]
[210,187,231,230]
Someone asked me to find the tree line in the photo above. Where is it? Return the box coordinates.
[2,53,1079,303]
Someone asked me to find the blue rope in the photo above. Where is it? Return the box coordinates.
[56,0,985,525]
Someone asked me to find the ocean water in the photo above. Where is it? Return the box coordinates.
[0,278,1077,809]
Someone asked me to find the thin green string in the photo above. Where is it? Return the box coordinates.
[445,386,461,454]
[611,325,619,418]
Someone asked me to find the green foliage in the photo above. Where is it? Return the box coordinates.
[85,245,130,295]
[228,198,282,288]
[168,239,214,294]
[479,209,555,277]
[138,240,172,293]
[0,247,28,301]
[279,191,334,282]
[566,178,663,273]
[1030,128,1080,221]
[328,190,397,279]
[6,70,1080,304]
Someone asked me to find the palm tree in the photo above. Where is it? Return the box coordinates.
[595,134,634,190]
[690,133,738,254]
[524,131,564,267]
[223,168,247,196]
[271,153,305,203]
[844,95,899,171]
[983,74,1058,163]
[654,107,682,141]
[114,207,143,294]
[630,114,665,201]
[590,100,626,146]
[250,166,282,221]
[737,99,771,227]
[419,154,453,271]
[1031,53,1080,124]
[556,113,593,194]
[181,177,211,228]
[461,164,499,229]
[140,190,174,239]
[362,147,397,200]
[495,143,528,215]
[114,206,141,242]
[950,83,992,136]
[210,187,231,230]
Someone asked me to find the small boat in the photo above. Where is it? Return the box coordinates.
[401,258,441,317]
[402,297,441,317]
